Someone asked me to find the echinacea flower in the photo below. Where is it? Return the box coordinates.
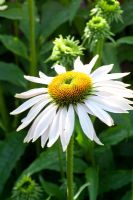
[10,55,133,151]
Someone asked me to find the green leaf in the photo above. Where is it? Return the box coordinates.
[21,147,87,178]
[0,132,27,194]
[103,43,120,73]
[40,177,64,200]
[94,146,115,170]
[41,0,69,40]
[101,170,131,193]
[121,191,131,200]
[0,62,26,87]
[85,168,99,200]
[117,36,133,45]
[100,126,131,146]
[0,7,22,20]
[0,35,28,59]
[69,0,82,22]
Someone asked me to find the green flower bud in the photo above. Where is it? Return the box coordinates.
[83,16,113,51]
[91,0,122,23]
[11,176,42,200]
[50,35,84,69]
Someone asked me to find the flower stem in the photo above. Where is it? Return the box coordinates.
[27,0,37,77]
[93,38,104,69]
[66,134,74,200]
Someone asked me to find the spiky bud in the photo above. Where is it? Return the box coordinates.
[83,16,113,51]
[11,176,42,200]
[50,35,84,69]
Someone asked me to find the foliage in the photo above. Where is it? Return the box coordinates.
[0,0,133,199]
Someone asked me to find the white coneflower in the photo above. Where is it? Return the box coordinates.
[10,55,133,151]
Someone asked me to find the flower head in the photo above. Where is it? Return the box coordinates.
[91,0,122,23]
[10,55,133,151]
[50,35,84,69]
[83,16,113,50]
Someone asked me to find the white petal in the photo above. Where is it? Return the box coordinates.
[76,104,94,140]
[39,71,54,84]
[59,107,68,150]
[62,105,75,151]
[41,128,49,148]
[85,100,114,126]
[24,104,56,142]
[0,5,8,10]
[32,104,57,141]
[15,88,47,99]
[94,80,130,88]
[91,64,113,78]
[24,75,49,85]
[94,72,130,83]
[17,99,50,131]
[10,94,45,115]
[53,64,66,74]
[84,55,99,74]
[74,57,84,72]
[96,86,133,98]
[93,131,103,145]
[47,109,62,147]
[87,96,129,113]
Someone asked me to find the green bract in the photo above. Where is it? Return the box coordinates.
[91,0,122,23]
[50,35,84,69]
[84,16,113,50]
[11,176,42,200]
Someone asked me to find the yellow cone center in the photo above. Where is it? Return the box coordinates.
[48,71,92,106]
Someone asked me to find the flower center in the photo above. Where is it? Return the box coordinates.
[48,71,93,106]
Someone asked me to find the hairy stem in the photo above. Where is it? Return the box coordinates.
[66,135,74,200]
[28,0,37,77]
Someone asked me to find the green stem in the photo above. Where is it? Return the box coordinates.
[28,0,37,77]
[0,85,10,133]
[57,140,65,180]
[93,38,104,69]
[66,135,74,200]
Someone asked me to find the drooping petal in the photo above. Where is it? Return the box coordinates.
[17,98,50,131]
[93,131,103,145]
[47,109,62,147]
[53,64,66,74]
[76,104,94,140]
[95,86,133,98]
[41,127,49,148]
[62,104,75,151]
[10,94,45,115]
[24,104,57,143]
[85,100,114,126]
[15,88,47,99]
[87,96,129,113]
[32,104,57,141]
[59,107,68,150]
